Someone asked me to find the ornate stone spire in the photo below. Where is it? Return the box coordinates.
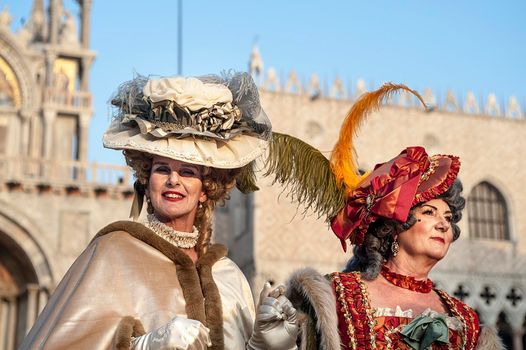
[249,44,264,79]
[0,6,12,29]
[20,0,46,42]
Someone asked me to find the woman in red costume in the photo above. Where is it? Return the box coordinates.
[266,84,504,349]
[327,146,484,350]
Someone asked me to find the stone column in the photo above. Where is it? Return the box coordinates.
[81,0,92,49]
[5,297,17,350]
[18,110,31,178]
[0,299,8,350]
[48,0,60,45]
[42,110,56,178]
[78,113,91,161]
[42,110,56,159]
[80,57,93,92]
[512,327,524,350]
[25,284,39,335]
[45,52,56,89]
[78,113,91,180]
[77,112,91,180]
[3,112,19,178]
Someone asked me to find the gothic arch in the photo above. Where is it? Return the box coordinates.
[0,200,54,348]
[0,29,38,113]
[0,200,54,289]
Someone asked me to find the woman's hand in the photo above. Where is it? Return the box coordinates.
[248,282,299,350]
[131,316,211,350]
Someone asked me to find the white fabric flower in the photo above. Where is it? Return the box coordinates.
[143,77,233,112]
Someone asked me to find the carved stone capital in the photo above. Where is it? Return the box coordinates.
[18,109,32,121]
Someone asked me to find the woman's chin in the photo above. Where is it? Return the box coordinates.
[425,250,448,262]
[154,210,196,224]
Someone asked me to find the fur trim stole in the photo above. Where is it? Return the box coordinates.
[475,326,505,350]
[96,221,227,350]
[286,267,341,350]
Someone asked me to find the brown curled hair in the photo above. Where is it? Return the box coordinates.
[124,150,240,256]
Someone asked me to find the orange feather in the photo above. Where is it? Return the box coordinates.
[330,83,428,190]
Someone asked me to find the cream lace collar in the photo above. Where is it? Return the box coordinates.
[143,214,199,249]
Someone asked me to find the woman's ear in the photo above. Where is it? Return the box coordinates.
[199,191,207,203]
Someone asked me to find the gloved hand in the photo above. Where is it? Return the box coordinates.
[247,282,299,350]
[131,316,211,350]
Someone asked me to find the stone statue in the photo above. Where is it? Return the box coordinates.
[59,10,79,45]
[54,68,70,91]
[249,45,263,77]
[0,6,12,29]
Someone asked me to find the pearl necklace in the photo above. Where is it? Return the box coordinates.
[144,214,199,249]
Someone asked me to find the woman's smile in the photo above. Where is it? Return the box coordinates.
[162,191,185,201]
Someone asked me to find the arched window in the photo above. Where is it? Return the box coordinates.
[467,182,510,240]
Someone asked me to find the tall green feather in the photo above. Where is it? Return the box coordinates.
[264,132,347,221]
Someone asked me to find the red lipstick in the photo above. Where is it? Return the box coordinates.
[162,191,185,202]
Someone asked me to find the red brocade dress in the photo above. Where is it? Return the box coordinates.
[329,272,480,350]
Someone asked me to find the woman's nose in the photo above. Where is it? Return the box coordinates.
[166,171,180,186]
[436,216,451,232]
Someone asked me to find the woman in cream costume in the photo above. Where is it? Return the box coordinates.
[265,84,504,349]
[21,72,298,350]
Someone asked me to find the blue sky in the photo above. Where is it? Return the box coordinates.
[5,1,526,165]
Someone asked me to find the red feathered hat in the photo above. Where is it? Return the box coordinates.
[331,146,460,251]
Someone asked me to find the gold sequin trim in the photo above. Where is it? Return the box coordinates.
[436,289,472,350]
[383,324,404,350]
[330,272,358,350]
[356,273,378,349]
[420,156,440,183]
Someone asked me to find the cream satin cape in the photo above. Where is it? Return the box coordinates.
[20,221,255,350]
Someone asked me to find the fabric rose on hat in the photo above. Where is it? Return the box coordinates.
[143,77,233,112]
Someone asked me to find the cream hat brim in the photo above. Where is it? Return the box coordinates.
[103,119,268,169]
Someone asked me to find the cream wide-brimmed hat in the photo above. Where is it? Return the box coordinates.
[103,72,271,169]
[103,72,272,218]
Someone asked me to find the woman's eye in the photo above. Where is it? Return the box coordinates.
[154,166,170,173]
[180,168,197,177]
[445,216,453,223]
[422,209,435,215]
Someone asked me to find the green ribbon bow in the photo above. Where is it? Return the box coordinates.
[400,314,449,350]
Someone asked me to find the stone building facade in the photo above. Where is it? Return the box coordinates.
[1,1,526,348]
[0,1,132,349]
[221,48,526,349]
